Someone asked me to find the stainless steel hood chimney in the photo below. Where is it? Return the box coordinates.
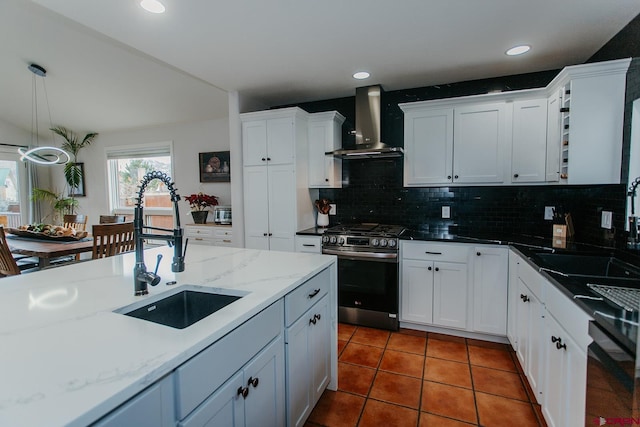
[326,85,403,159]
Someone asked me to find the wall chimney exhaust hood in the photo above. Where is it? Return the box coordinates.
[326,85,403,159]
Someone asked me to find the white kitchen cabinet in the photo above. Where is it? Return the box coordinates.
[400,242,470,330]
[541,312,587,427]
[400,100,509,186]
[295,235,322,253]
[403,107,454,185]
[285,294,330,427]
[545,58,630,184]
[511,98,548,183]
[545,89,562,182]
[94,374,175,427]
[184,224,233,247]
[307,111,345,188]
[179,337,285,427]
[453,101,509,184]
[241,107,315,251]
[472,246,508,335]
[506,249,520,349]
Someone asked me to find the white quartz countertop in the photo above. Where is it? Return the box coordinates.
[0,245,336,427]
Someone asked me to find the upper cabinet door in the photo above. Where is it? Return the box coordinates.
[545,90,562,182]
[242,120,268,167]
[404,108,454,186]
[308,112,344,188]
[453,102,508,184]
[266,117,295,165]
[511,98,548,183]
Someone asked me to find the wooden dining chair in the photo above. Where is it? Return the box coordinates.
[63,214,88,231]
[0,227,21,276]
[99,215,127,224]
[92,222,136,259]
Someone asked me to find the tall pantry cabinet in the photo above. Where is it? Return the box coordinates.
[241,107,316,251]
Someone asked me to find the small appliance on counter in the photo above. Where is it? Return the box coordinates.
[213,206,232,225]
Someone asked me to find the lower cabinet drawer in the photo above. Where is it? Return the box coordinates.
[402,241,470,263]
[284,269,330,326]
[174,300,284,420]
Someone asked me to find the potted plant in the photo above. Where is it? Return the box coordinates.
[50,126,98,203]
[314,198,332,227]
[31,188,79,224]
[185,192,219,224]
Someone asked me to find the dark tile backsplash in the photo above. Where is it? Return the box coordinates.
[319,158,627,247]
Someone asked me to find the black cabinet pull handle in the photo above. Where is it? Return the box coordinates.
[425,251,442,255]
[268,233,273,236]
[476,252,481,256]
[513,173,519,178]
[261,157,266,161]
[556,341,567,350]
[325,178,329,182]
[427,266,432,271]
[435,267,440,272]
[309,317,317,325]
[267,157,271,161]
[263,233,268,236]
[308,288,321,298]
[454,175,459,179]
[237,386,249,399]
[315,313,321,321]
[248,377,259,388]
[551,336,560,343]
[302,244,316,247]
[447,175,452,180]
[520,294,530,302]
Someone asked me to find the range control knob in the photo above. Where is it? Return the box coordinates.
[371,238,379,246]
[338,237,345,245]
[388,239,396,248]
[329,236,337,244]
[380,239,388,247]
[322,235,329,244]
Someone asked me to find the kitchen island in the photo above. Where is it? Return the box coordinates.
[0,244,337,427]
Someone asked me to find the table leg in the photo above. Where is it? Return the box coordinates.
[38,258,50,269]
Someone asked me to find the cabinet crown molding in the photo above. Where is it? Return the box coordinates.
[308,111,346,124]
[240,106,309,121]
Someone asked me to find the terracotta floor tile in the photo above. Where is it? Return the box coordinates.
[421,381,477,424]
[350,326,390,348]
[337,340,347,356]
[358,399,419,427]
[369,371,422,409]
[339,342,383,368]
[476,392,540,427]
[387,333,427,355]
[426,338,468,362]
[338,323,357,341]
[466,338,510,351]
[399,328,428,337]
[428,332,466,343]
[467,345,516,372]
[471,366,528,401]
[379,349,425,378]
[419,412,477,426]
[308,390,365,427]
[338,362,376,396]
[424,357,472,389]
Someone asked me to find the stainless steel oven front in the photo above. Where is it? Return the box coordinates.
[322,247,399,331]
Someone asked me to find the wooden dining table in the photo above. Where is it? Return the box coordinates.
[7,235,94,269]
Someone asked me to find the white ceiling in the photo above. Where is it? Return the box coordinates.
[3,0,640,137]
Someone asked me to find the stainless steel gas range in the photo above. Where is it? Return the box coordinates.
[321,223,405,331]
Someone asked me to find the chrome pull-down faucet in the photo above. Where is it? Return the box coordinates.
[133,171,186,296]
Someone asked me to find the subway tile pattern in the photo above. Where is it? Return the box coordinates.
[305,324,547,427]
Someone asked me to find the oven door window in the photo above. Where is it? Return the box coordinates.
[338,257,398,312]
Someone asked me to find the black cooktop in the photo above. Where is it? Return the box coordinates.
[325,223,406,237]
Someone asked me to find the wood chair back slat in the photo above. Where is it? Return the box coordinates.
[92,222,135,259]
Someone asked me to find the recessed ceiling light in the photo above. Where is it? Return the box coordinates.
[140,0,165,13]
[506,45,531,56]
[353,71,370,80]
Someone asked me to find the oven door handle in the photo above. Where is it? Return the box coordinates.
[322,248,398,262]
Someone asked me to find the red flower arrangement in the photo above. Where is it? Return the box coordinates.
[184,192,219,211]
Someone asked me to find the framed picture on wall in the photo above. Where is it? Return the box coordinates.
[199,151,231,182]
[68,162,86,197]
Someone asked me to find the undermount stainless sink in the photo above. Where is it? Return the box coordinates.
[115,285,247,329]
[534,253,640,280]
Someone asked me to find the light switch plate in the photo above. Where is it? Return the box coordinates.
[601,211,612,229]
[442,206,451,219]
[329,204,337,215]
[544,206,555,220]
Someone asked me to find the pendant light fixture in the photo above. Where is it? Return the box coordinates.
[18,63,70,165]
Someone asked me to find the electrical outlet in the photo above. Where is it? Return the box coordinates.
[544,206,555,220]
[601,211,612,229]
[442,206,451,219]
[329,204,336,215]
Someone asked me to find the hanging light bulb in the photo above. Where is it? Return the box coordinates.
[18,63,70,165]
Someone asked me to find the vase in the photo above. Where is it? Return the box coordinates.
[191,210,208,224]
[317,213,329,228]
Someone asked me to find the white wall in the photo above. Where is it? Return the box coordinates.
[51,118,231,231]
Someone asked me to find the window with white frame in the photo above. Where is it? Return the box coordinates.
[105,142,174,232]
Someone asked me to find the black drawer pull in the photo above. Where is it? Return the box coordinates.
[425,251,442,255]
[551,336,560,343]
[309,317,317,325]
[308,288,321,299]
[302,244,316,247]
[520,294,530,303]
[556,341,567,350]
[248,377,259,388]
[237,386,249,399]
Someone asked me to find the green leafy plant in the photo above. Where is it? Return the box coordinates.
[31,188,79,223]
[50,126,98,194]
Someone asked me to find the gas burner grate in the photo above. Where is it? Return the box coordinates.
[587,284,640,312]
